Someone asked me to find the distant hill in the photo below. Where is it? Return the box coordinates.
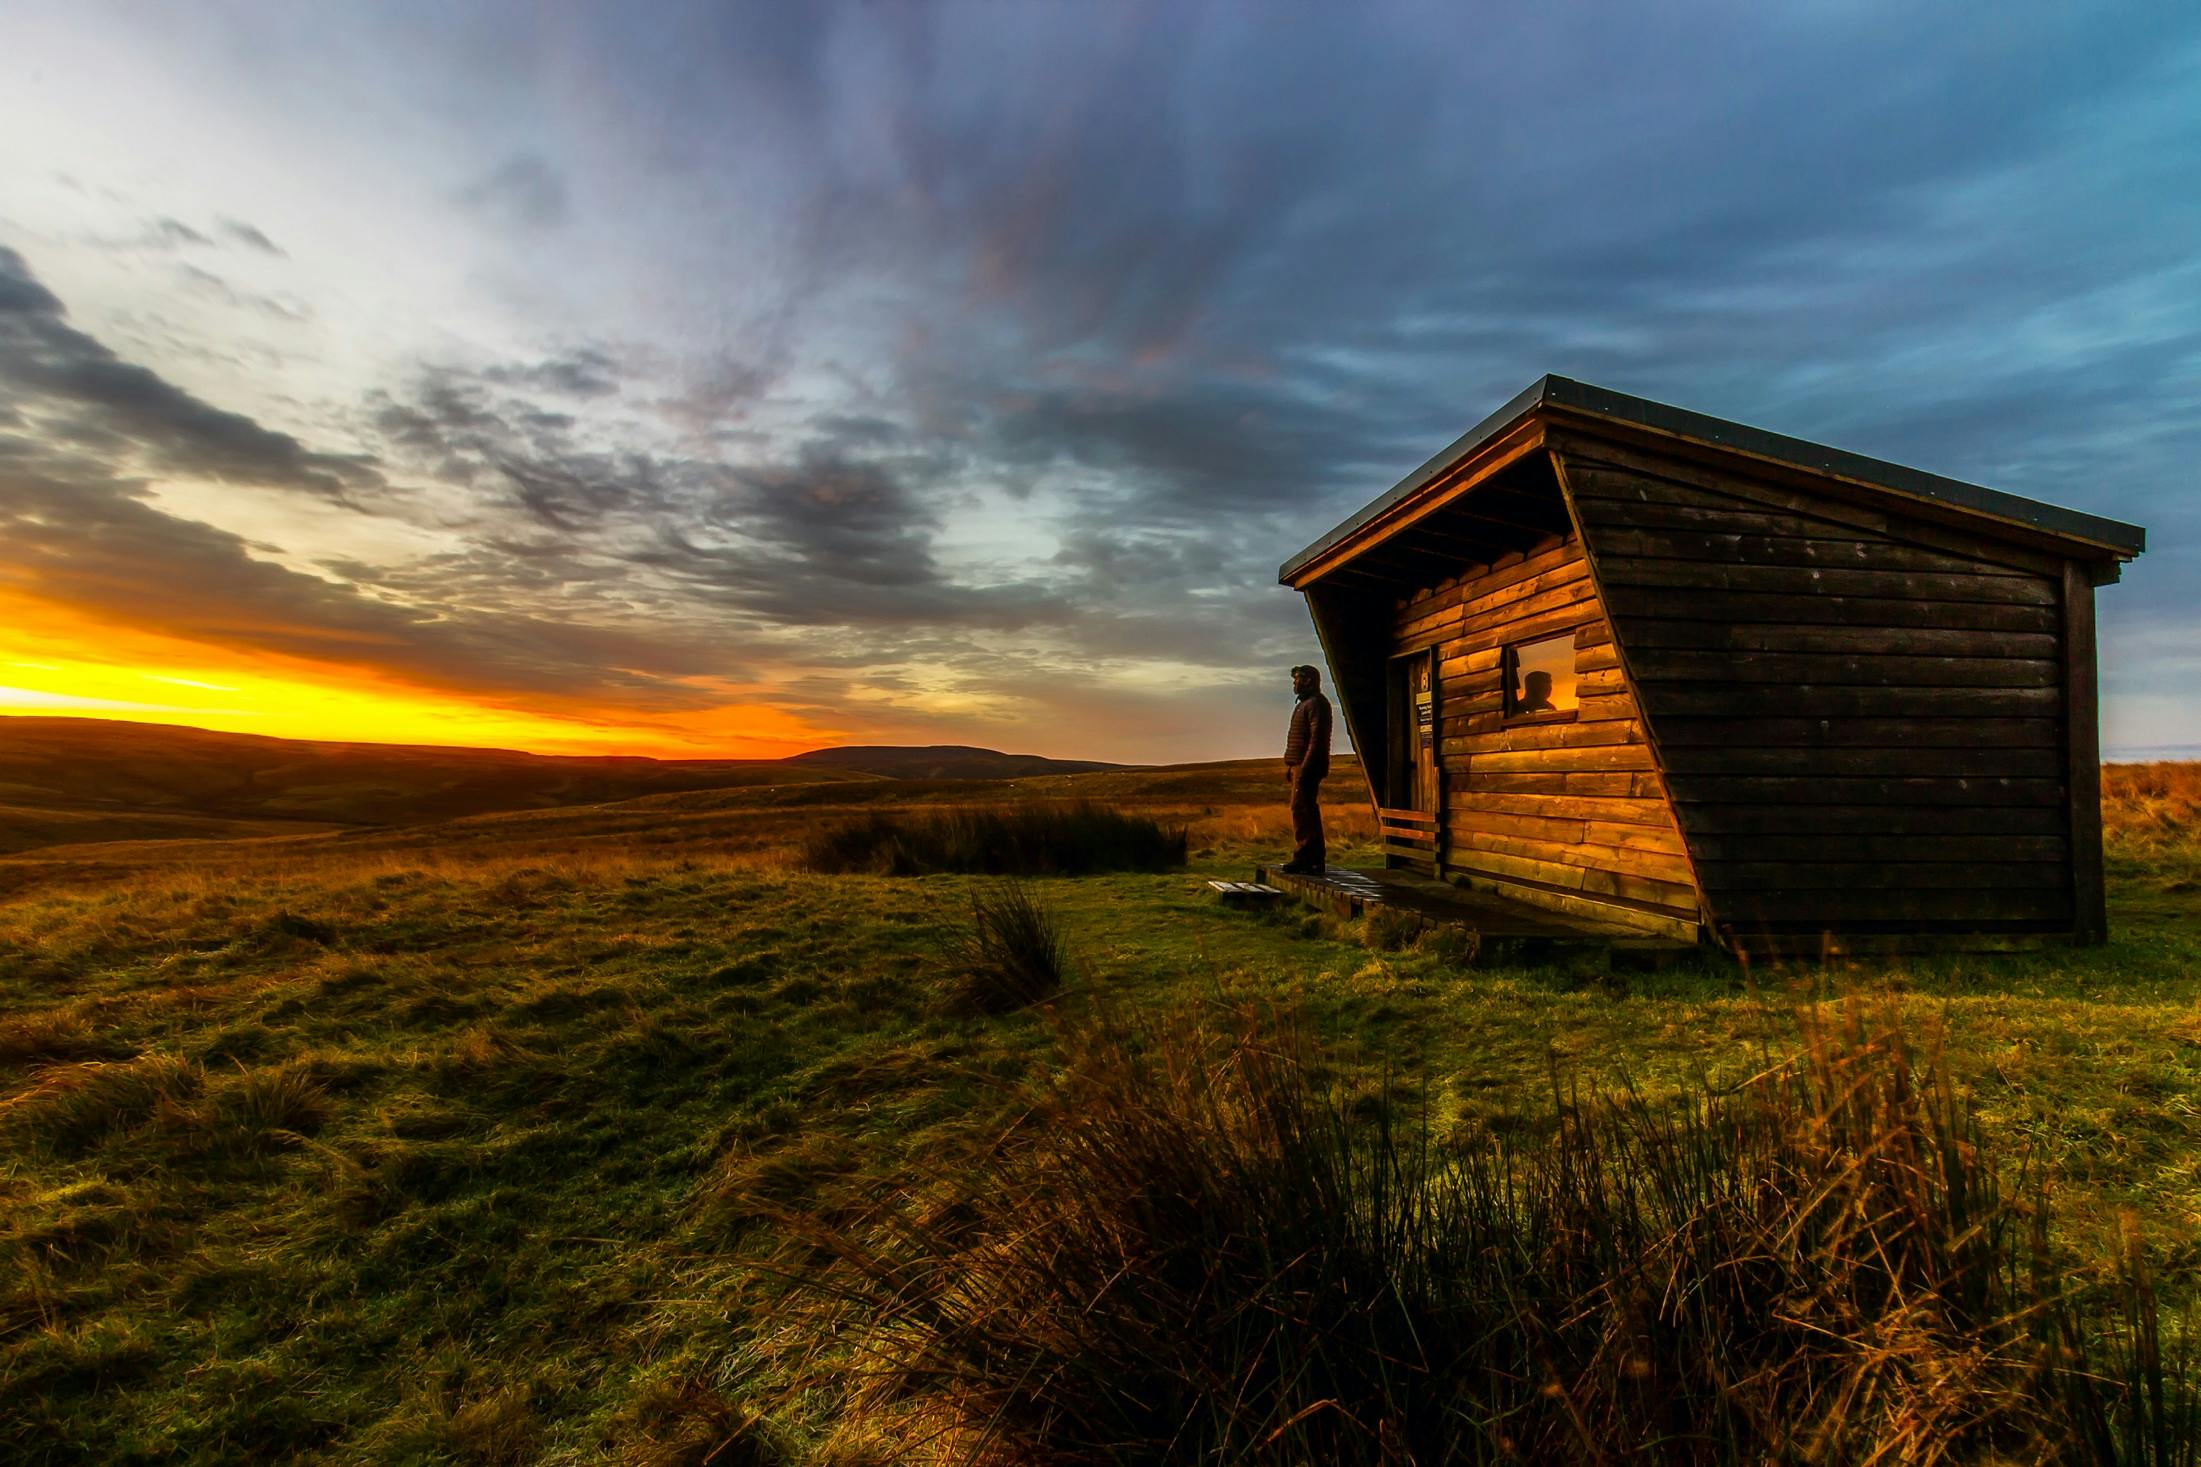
[0,717,870,853]
[0,719,1128,857]
[785,744,1123,781]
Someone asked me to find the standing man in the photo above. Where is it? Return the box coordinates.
[1282,663,1333,875]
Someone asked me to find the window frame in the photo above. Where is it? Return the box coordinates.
[1500,630,1581,725]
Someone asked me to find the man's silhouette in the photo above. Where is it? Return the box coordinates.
[1282,664,1332,874]
[1516,669,1557,715]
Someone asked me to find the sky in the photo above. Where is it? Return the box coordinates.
[0,1,2195,763]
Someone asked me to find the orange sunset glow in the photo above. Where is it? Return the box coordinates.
[0,590,840,758]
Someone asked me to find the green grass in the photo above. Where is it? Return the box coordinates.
[0,769,2196,1461]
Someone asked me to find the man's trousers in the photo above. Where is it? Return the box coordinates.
[1289,771,1325,873]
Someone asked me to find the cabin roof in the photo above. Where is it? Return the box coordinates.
[1279,375,2148,584]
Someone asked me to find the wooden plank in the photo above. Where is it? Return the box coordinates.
[1456,718,1642,752]
[2064,562,2105,943]
[1660,745,2064,779]
[1395,556,1588,638]
[1614,621,2061,659]
[1629,650,2058,688]
[1599,586,2059,633]
[1587,526,2033,577]
[1470,771,1665,797]
[1448,792,1676,827]
[1651,717,2058,749]
[1663,775,2066,808]
[1579,820,1691,855]
[1551,433,2070,576]
[1380,827,1438,847]
[1709,890,2074,925]
[1467,744,1658,774]
[1448,849,1698,915]
[1418,580,1599,649]
[1450,869,1702,943]
[1635,685,2058,717]
[1697,861,2068,891]
[1686,833,2066,863]
[1376,807,1439,825]
[1392,537,1581,618]
[1673,803,2068,837]
[1574,480,2040,581]
[1595,559,2055,605]
[1417,603,1601,660]
[1602,585,2060,633]
[1576,667,1628,696]
[1457,830,1698,886]
[1450,810,1588,843]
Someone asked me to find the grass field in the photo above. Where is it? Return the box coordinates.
[1,760,2196,1461]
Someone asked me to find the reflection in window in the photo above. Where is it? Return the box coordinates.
[1504,633,1578,718]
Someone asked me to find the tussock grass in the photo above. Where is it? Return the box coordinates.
[3,1053,203,1155]
[953,881,1072,1014]
[0,1009,132,1069]
[802,801,1187,876]
[782,1004,2197,1465]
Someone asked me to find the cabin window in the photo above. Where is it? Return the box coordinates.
[1503,632,1579,720]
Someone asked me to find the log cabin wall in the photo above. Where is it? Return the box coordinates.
[1389,530,1703,940]
[1553,433,2077,938]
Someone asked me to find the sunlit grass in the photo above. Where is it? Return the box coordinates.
[0,764,2194,1461]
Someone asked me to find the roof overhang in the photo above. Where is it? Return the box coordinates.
[1280,375,2148,588]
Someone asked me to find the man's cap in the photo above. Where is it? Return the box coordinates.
[1291,664,1321,682]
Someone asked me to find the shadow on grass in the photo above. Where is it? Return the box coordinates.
[802,801,1186,877]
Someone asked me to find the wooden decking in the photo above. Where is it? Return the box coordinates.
[1253,862,1694,954]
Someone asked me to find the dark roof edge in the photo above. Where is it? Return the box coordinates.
[1279,374,2148,584]
[1278,376,1554,584]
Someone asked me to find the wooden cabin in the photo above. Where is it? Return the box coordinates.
[1279,377,2146,952]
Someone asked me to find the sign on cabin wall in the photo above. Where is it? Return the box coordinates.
[1414,660,1434,748]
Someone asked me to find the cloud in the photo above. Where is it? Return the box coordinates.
[0,246,374,498]
[481,346,620,398]
[456,153,568,231]
[4,2,2197,759]
[174,263,310,322]
[217,217,286,255]
[145,217,214,249]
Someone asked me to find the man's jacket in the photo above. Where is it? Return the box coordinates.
[1285,691,1332,782]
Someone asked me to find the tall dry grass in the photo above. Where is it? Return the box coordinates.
[777,1000,2196,1465]
[2103,762,2201,862]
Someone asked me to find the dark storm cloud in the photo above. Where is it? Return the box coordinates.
[359,365,1075,635]
[0,247,376,498]
[456,153,569,230]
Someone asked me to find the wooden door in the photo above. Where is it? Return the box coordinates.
[1382,649,1441,869]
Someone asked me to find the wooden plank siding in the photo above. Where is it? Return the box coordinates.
[1386,533,1703,939]
[1554,439,2076,937]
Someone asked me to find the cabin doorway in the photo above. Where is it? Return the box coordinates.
[1382,648,1441,870]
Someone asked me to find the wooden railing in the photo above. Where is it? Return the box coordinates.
[1378,806,1439,873]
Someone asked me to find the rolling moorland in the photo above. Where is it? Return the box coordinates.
[0,724,2197,1461]
[0,718,1120,857]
